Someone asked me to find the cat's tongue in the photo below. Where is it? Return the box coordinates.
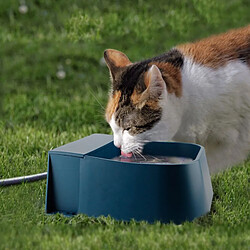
[121,151,133,158]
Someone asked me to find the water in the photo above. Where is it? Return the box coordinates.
[112,155,193,164]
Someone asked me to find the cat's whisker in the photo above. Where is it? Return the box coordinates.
[135,149,147,161]
[89,89,106,111]
[151,155,161,161]
[132,151,137,160]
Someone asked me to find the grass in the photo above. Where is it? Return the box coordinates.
[0,0,249,249]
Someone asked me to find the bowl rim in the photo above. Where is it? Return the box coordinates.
[84,141,205,166]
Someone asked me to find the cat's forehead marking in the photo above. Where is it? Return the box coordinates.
[116,63,148,94]
[105,90,121,122]
[131,88,160,110]
[131,89,142,106]
[177,25,250,68]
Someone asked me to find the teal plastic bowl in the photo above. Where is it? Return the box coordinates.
[45,134,213,224]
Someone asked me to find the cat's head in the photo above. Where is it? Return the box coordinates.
[104,49,182,155]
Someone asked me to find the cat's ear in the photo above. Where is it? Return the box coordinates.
[145,65,166,98]
[104,49,132,79]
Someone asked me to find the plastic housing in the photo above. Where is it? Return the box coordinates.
[45,134,213,224]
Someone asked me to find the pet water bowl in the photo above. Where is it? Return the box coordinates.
[45,134,213,224]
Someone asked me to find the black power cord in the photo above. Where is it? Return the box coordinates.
[0,172,47,186]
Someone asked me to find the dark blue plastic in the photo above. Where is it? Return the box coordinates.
[46,134,213,223]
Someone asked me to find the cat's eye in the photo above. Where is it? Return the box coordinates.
[123,127,132,132]
[124,128,130,132]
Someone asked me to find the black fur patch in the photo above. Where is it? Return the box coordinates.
[119,63,148,98]
[238,46,250,65]
[142,48,184,68]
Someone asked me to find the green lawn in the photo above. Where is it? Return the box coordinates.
[0,0,249,249]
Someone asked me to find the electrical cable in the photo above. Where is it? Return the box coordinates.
[0,172,47,187]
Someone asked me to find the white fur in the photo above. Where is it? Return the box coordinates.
[174,58,250,173]
[109,58,250,173]
[173,58,250,172]
[110,115,138,153]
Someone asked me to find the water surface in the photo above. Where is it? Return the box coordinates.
[112,155,193,164]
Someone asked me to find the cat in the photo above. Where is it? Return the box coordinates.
[104,25,250,174]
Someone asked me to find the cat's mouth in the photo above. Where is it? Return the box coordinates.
[119,141,145,158]
[121,151,133,158]
[120,145,144,158]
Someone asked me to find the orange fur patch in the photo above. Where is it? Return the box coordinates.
[105,91,121,121]
[131,89,141,105]
[177,25,250,68]
[145,99,160,110]
[149,62,182,97]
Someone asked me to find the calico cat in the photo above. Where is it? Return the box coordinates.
[104,25,250,173]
